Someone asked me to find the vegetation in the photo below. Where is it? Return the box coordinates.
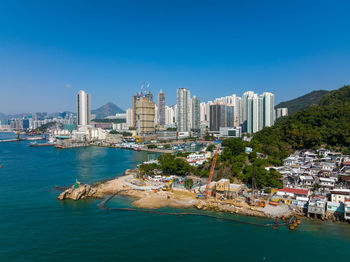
[158,154,193,176]
[204,131,214,141]
[139,163,158,176]
[92,118,125,123]
[252,85,350,163]
[109,130,132,136]
[147,144,157,149]
[206,144,216,152]
[184,178,194,190]
[275,90,329,115]
[137,86,350,190]
[166,127,177,131]
[176,152,191,157]
[213,139,283,189]
[38,121,56,132]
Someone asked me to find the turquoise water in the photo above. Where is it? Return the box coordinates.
[1,132,350,261]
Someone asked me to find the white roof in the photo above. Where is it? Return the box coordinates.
[319,177,335,182]
[300,175,313,180]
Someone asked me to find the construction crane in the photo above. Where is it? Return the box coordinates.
[204,146,220,197]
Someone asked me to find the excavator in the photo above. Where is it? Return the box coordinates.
[162,177,174,191]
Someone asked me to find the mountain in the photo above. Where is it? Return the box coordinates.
[275,90,329,115]
[0,113,7,123]
[253,85,350,164]
[91,102,125,119]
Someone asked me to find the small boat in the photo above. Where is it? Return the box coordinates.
[30,142,54,147]
[0,165,2,168]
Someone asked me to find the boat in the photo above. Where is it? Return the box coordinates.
[30,142,54,147]
[0,165,3,168]
[26,136,45,141]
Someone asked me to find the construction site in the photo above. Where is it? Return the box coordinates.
[57,145,298,230]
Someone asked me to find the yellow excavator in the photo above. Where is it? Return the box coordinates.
[162,177,174,191]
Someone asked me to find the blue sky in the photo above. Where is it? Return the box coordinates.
[0,0,350,114]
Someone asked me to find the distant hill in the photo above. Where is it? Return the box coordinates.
[253,85,350,163]
[275,90,329,115]
[92,102,125,119]
[0,113,7,123]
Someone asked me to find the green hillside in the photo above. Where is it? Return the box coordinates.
[253,85,350,164]
[275,90,329,115]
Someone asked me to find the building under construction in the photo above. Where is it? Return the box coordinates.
[132,82,154,130]
[136,96,155,135]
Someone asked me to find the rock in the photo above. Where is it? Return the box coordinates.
[57,184,104,200]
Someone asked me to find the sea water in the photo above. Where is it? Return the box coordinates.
[0,132,350,262]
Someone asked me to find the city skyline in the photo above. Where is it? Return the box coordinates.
[1,1,350,114]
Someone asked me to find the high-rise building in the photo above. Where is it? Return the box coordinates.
[176,88,191,132]
[261,92,275,127]
[209,104,225,132]
[276,108,288,119]
[158,90,166,126]
[132,93,141,128]
[242,92,260,134]
[77,90,91,126]
[241,91,275,134]
[192,96,200,131]
[135,97,155,135]
[126,108,133,128]
[165,106,175,125]
[209,104,234,132]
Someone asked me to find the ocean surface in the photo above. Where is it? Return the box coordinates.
[1,132,350,262]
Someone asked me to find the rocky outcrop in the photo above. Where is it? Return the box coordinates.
[58,184,104,200]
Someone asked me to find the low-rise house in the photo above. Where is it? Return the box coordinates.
[343,157,350,166]
[326,201,344,214]
[298,175,314,187]
[321,162,336,174]
[330,189,350,203]
[214,179,242,199]
[308,198,326,219]
[344,200,350,221]
[283,157,298,167]
[318,177,336,189]
[276,187,310,199]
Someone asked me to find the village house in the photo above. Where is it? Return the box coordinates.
[298,175,314,188]
[318,177,336,190]
[330,189,350,203]
[308,198,326,219]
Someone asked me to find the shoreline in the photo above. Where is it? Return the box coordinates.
[57,170,295,220]
[57,171,350,224]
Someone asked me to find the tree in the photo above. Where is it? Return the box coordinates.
[139,163,158,176]
[184,178,194,190]
[206,144,216,152]
[222,138,245,158]
[158,154,192,176]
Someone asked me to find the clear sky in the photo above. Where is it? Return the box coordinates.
[1,0,350,114]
